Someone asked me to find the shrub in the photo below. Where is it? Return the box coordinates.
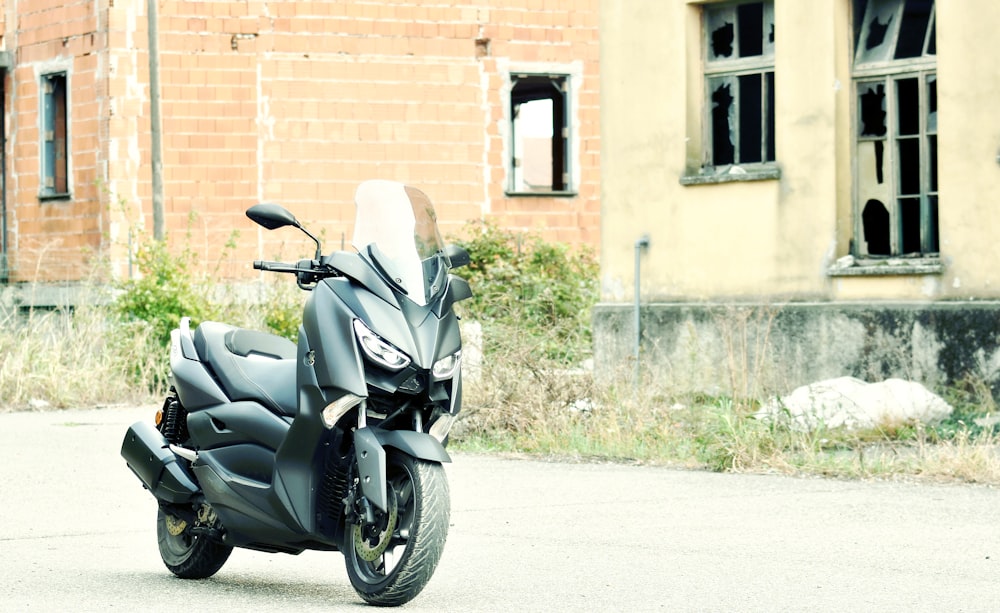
[452,221,598,365]
[114,238,211,350]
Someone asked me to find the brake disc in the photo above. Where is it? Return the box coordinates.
[164,513,187,537]
[352,492,399,562]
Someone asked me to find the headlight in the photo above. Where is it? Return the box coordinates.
[353,319,411,371]
[432,350,462,380]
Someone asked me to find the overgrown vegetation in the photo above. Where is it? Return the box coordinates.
[2,220,999,485]
[452,220,598,365]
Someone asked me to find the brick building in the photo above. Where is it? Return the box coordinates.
[0,0,600,287]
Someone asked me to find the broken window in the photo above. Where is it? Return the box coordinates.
[509,74,570,194]
[703,1,775,167]
[41,72,69,198]
[853,0,937,257]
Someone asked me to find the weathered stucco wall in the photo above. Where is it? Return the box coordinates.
[600,0,1000,303]
[597,0,1000,397]
[594,302,1000,398]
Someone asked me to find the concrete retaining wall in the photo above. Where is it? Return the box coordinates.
[592,302,1000,398]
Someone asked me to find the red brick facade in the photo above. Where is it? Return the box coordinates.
[1,0,600,283]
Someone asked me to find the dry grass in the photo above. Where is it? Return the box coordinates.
[2,294,998,486]
[455,347,1000,485]
[0,304,163,410]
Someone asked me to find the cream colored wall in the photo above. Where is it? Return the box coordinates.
[601,0,1000,303]
[934,1,1000,299]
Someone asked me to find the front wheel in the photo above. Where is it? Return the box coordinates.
[344,452,450,606]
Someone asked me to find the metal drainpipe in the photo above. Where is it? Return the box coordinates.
[0,73,6,284]
[634,235,650,388]
[147,0,165,241]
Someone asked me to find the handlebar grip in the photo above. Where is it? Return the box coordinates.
[253,260,268,270]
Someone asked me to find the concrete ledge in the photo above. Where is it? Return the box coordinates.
[593,301,1000,397]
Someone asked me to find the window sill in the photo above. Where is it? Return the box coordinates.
[38,192,71,202]
[680,165,781,186]
[827,255,943,277]
[504,190,578,198]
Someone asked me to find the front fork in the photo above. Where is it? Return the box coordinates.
[350,406,452,514]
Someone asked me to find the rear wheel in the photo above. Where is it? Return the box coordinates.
[156,506,232,579]
[344,452,450,606]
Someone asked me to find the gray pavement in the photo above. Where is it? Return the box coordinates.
[1,405,999,612]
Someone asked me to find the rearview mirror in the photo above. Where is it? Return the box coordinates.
[246,203,300,231]
[445,244,471,269]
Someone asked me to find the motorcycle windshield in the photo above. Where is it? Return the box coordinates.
[352,180,450,306]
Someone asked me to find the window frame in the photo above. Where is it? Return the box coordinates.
[40,71,70,200]
[850,0,937,260]
[701,0,776,171]
[505,72,575,197]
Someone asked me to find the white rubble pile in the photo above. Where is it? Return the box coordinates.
[754,376,953,431]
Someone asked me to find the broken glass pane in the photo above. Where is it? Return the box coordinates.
[737,2,764,57]
[928,134,937,191]
[859,83,887,137]
[856,0,899,64]
[896,77,919,136]
[763,1,775,56]
[707,7,736,60]
[925,195,939,252]
[765,71,775,162]
[710,78,735,166]
[926,75,937,132]
[894,0,933,59]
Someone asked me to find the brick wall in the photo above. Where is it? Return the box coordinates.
[4,0,600,283]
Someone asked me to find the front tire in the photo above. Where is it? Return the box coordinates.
[156,508,233,579]
[344,452,450,606]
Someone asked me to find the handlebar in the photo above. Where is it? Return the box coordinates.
[253,258,339,291]
[253,260,301,273]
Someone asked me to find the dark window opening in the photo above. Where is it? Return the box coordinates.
[896,78,919,135]
[897,138,920,194]
[704,2,775,169]
[855,0,936,64]
[708,74,775,167]
[859,84,887,136]
[874,140,885,184]
[711,21,735,58]
[862,199,891,255]
[739,74,763,163]
[894,0,933,59]
[509,75,569,194]
[711,81,735,166]
[737,3,764,57]
[899,197,922,253]
[852,1,937,258]
[41,72,68,198]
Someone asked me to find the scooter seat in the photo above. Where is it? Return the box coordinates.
[193,322,298,415]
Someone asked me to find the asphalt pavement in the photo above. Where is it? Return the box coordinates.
[1,405,999,612]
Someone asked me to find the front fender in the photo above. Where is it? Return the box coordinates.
[354,427,451,511]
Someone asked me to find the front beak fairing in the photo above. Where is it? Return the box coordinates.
[349,310,462,444]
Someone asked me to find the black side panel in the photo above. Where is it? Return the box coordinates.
[303,281,367,396]
[171,329,229,410]
[187,401,291,451]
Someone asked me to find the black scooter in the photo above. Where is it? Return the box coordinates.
[121,180,471,606]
